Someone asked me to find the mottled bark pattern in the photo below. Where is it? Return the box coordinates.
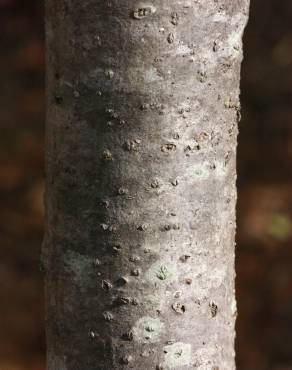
[45,0,249,369]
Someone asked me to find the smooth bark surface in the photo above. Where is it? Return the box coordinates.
[44,0,249,369]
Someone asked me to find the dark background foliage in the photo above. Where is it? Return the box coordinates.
[1,1,292,369]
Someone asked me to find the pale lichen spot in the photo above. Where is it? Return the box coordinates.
[145,260,177,284]
[173,44,193,56]
[193,163,210,180]
[156,265,168,280]
[144,67,163,83]
[192,161,227,180]
[212,12,227,23]
[162,342,192,368]
[133,317,164,343]
[64,251,92,282]
[225,31,242,56]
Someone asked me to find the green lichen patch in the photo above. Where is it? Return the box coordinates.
[156,265,168,280]
[64,251,92,281]
[146,260,177,285]
[133,317,164,343]
[162,342,192,368]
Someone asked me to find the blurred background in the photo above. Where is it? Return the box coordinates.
[0,1,292,369]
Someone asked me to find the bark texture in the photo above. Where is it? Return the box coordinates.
[45,1,249,369]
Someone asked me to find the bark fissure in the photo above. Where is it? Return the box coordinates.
[45,1,250,369]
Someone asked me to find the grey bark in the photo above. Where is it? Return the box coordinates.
[44,1,249,369]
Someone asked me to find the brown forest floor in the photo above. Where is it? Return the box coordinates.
[1,1,292,369]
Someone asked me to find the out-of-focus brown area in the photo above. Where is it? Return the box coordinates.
[0,0,292,369]
[0,1,45,369]
[237,1,292,370]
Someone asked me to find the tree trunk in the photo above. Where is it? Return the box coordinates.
[44,0,249,369]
